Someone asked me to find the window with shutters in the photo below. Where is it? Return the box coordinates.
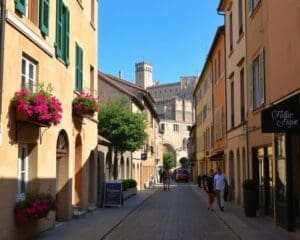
[250,49,265,110]
[14,0,49,36]
[55,0,70,64]
[17,145,28,201]
[75,43,83,91]
[21,56,37,91]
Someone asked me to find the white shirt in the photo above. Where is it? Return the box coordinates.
[214,173,226,190]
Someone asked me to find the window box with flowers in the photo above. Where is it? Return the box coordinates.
[72,91,99,117]
[11,84,62,126]
[15,192,56,224]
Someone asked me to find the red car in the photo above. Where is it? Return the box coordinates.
[175,169,189,182]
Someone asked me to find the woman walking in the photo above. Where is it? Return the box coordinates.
[205,169,215,211]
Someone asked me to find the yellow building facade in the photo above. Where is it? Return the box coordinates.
[0,1,98,239]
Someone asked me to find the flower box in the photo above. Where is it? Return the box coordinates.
[12,84,62,126]
[15,192,56,224]
[72,91,98,117]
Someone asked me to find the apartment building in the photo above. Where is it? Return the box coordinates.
[0,1,98,239]
[251,0,300,232]
[98,72,162,189]
[218,0,248,204]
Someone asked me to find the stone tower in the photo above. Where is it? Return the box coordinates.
[135,62,153,89]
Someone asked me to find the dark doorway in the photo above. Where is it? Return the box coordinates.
[56,131,70,221]
[253,146,273,216]
[75,135,82,207]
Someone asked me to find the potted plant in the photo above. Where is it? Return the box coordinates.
[15,192,56,224]
[242,179,257,217]
[122,179,137,200]
[197,175,202,188]
[72,91,99,117]
[11,84,62,126]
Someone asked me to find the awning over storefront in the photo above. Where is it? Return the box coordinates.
[261,94,300,133]
[209,151,224,161]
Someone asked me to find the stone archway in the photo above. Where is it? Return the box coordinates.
[75,134,83,207]
[56,130,71,221]
[163,143,177,168]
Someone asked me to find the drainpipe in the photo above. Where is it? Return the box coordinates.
[0,0,6,116]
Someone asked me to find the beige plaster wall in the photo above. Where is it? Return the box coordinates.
[0,1,98,239]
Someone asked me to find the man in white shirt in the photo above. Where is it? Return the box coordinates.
[214,167,227,212]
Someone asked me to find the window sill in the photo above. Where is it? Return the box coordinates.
[237,32,244,44]
[6,10,54,57]
[77,0,84,9]
[56,56,69,67]
[250,103,265,115]
[90,21,96,31]
[228,49,234,58]
[249,1,262,20]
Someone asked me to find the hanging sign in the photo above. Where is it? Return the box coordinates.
[261,94,300,133]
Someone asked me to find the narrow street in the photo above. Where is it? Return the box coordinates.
[103,183,237,240]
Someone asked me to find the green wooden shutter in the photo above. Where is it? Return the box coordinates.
[75,44,79,90]
[75,44,83,91]
[55,0,62,58]
[79,47,83,90]
[65,8,70,65]
[39,0,50,36]
[15,0,26,15]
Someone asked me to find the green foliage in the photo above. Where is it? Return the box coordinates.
[122,179,137,191]
[98,97,148,153]
[163,150,175,170]
[179,158,189,168]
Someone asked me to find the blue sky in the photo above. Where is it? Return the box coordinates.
[98,0,223,84]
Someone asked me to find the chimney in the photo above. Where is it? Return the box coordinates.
[118,70,122,79]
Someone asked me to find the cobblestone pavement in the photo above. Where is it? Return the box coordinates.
[103,183,237,240]
[37,183,297,240]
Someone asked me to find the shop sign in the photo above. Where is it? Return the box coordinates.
[261,94,300,132]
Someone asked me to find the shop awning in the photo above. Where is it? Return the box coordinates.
[209,151,224,161]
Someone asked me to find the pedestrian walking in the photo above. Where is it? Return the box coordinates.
[162,169,170,191]
[166,170,171,190]
[205,169,215,211]
[214,167,228,212]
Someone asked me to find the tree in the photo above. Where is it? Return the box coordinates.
[98,97,148,179]
[163,150,175,171]
[179,158,189,169]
